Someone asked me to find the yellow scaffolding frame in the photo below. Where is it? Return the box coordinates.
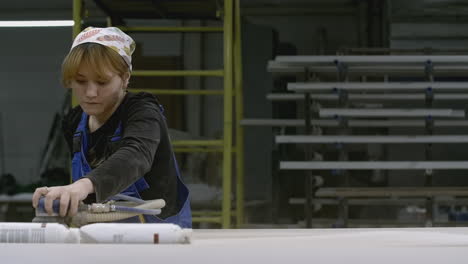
[234,0,244,228]
[72,0,244,228]
[119,26,224,33]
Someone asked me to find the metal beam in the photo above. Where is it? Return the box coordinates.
[280,161,468,170]
[241,118,303,126]
[275,55,468,65]
[316,187,468,197]
[131,70,224,77]
[268,62,468,76]
[234,0,245,228]
[290,197,468,206]
[319,108,465,118]
[289,198,426,206]
[242,7,355,16]
[129,88,224,95]
[288,82,468,92]
[172,140,223,147]
[267,93,468,101]
[338,47,468,55]
[276,135,468,144]
[222,0,234,229]
[241,118,468,127]
[119,26,224,33]
[0,113,4,175]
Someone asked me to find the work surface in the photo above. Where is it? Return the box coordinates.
[3,228,468,263]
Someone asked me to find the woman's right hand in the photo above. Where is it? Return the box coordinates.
[32,178,94,217]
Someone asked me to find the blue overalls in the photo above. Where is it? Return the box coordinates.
[71,105,192,228]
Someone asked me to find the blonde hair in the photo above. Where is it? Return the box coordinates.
[61,43,130,88]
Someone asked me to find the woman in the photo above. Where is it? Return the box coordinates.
[32,27,191,228]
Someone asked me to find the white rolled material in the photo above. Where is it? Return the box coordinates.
[0,223,191,244]
[0,223,79,244]
[80,223,191,244]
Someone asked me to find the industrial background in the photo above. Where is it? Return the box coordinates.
[2,0,468,229]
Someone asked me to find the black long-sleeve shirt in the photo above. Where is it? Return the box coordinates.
[62,92,179,219]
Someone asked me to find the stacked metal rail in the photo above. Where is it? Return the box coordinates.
[244,55,468,227]
[73,0,244,228]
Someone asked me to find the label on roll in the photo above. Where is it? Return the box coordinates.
[0,228,46,243]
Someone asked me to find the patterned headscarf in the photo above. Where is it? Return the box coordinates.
[71,26,136,71]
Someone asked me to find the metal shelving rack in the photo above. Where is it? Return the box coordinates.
[72,0,245,228]
[256,55,468,227]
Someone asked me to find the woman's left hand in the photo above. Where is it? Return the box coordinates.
[32,178,94,217]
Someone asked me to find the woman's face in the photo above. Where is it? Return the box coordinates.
[71,64,129,119]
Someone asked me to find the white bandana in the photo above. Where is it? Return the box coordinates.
[71,27,136,71]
